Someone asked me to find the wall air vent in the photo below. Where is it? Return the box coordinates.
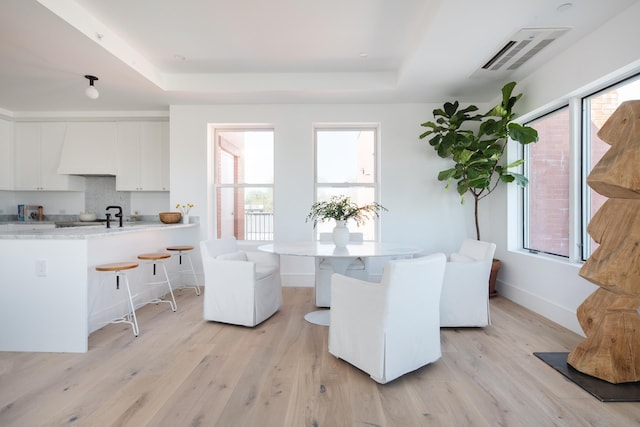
[471,27,570,79]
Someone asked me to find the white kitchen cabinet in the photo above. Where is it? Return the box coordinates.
[0,119,14,190]
[116,121,169,191]
[14,122,85,191]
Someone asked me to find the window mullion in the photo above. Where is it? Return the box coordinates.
[570,97,584,262]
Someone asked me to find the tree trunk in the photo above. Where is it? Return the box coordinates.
[474,196,480,240]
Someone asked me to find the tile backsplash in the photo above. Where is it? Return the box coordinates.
[84,176,130,219]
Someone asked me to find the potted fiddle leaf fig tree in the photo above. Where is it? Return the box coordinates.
[419,81,538,296]
[419,81,538,241]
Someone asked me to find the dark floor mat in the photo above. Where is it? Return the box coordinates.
[534,352,640,402]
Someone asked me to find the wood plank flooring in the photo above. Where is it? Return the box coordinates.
[1,287,639,426]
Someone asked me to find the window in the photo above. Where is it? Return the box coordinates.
[523,74,640,260]
[524,107,571,257]
[314,126,379,240]
[581,77,640,258]
[214,128,274,240]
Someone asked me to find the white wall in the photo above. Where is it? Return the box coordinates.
[484,1,640,335]
[169,104,477,285]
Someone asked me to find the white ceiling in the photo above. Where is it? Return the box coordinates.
[1,0,638,112]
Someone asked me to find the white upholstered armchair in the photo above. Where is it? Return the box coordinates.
[440,239,496,327]
[328,253,447,384]
[200,237,282,327]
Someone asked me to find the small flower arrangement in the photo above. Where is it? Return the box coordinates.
[176,203,194,215]
[306,195,387,228]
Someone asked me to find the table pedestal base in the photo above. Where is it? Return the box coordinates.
[304,309,330,326]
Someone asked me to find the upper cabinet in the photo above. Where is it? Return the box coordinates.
[14,122,85,191]
[116,121,169,191]
[0,119,14,190]
[8,120,168,192]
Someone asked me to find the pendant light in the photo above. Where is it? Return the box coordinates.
[84,75,99,99]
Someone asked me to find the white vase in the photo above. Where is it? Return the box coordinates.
[332,220,349,248]
[182,214,189,224]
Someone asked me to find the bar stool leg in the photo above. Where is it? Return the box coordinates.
[96,262,140,337]
[138,253,177,311]
[121,272,140,337]
[183,252,201,296]
[155,261,177,311]
[167,246,201,296]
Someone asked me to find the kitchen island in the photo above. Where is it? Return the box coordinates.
[0,222,199,353]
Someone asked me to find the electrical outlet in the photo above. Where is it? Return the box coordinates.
[36,259,47,277]
[59,209,66,214]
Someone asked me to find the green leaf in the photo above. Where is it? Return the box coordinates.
[443,101,459,117]
[504,159,524,169]
[428,134,442,147]
[419,130,433,139]
[458,105,480,115]
[500,174,515,183]
[510,172,529,186]
[468,176,490,189]
[457,180,468,196]
[438,168,457,181]
[501,81,516,106]
[459,149,475,164]
[508,123,539,144]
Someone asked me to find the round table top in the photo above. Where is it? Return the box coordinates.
[258,241,422,258]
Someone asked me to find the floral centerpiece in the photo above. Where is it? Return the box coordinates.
[176,203,194,224]
[306,195,386,227]
[176,203,194,215]
[306,196,386,247]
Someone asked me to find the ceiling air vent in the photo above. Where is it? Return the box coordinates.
[471,27,570,78]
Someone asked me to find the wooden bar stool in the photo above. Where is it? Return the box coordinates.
[95,261,140,337]
[166,245,201,295]
[137,252,177,311]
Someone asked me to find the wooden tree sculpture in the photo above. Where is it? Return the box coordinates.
[568,100,640,384]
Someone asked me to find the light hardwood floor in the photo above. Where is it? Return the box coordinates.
[1,287,639,427]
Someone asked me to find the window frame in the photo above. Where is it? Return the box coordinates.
[213,126,275,241]
[313,124,382,241]
[519,72,640,263]
[522,105,571,258]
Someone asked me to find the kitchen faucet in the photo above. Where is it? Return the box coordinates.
[105,205,123,228]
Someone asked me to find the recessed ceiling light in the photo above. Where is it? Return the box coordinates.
[359,52,368,58]
[557,3,573,12]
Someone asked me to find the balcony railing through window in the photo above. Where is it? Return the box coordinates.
[244,212,273,240]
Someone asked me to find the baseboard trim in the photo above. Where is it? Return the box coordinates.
[498,280,585,337]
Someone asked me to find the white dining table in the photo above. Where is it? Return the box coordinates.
[258,241,422,325]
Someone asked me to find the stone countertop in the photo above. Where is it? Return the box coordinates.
[0,220,57,225]
[0,222,197,240]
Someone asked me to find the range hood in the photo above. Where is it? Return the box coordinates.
[57,122,117,175]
